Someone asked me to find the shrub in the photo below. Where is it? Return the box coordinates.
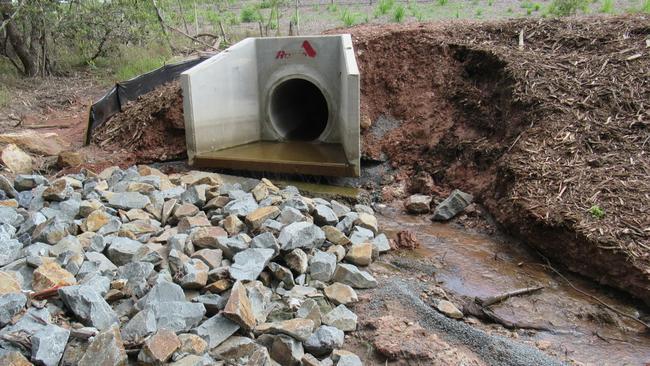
[241,6,261,22]
[260,0,272,9]
[393,4,406,22]
[588,205,605,219]
[547,0,589,16]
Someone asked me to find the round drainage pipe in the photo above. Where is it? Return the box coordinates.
[268,77,330,141]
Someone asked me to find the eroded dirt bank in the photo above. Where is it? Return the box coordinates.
[88,15,650,305]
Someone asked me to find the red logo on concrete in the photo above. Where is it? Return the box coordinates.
[275,41,317,60]
[302,41,317,58]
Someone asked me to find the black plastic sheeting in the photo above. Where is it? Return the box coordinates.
[85,57,208,145]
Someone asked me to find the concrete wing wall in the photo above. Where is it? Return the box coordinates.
[181,38,260,162]
[338,34,361,176]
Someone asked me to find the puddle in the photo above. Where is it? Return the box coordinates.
[376,205,650,365]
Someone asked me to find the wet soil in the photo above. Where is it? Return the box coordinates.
[364,204,650,365]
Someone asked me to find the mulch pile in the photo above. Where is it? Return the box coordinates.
[91,14,650,304]
[91,82,186,163]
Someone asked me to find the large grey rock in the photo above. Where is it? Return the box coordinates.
[278,206,306,225]
[296,298,322,329]
[136,281,185,310]
[0,206,20,227]
[77,324,127,366]
[0,175,19,197]
[335,212,358,235]
[278,222,325,251]
[107,192,151,210]
[303,325,344,356]
[322,305,357,332]
[79,252,118,277]
[371,233,391,254]
[121,309,157,343]
[0,292,26,327]
[349,226,374,245]
[0,239,21,266]
[309,251,337,282]
[215,235,249,259]
[42,179,73,202]
[285,248,308,274]
[178,258,209,289]
[210,336,269,365]
[330,200,351,218]
[193,293,227,315]
[14,174,47,191]
[146,301,205,332]
[432,189,474,221]
[223,194,258,217]
[405,194,431,214]
[244,281,273,324]
[333,350,363,366]
[195,314,240,348]
[332,263,378,289]
[31,324,70,366]
[313,205,338,226]
[106,237,143,266]
[269,334,304,366]
[58,285,119,330]
[116,262,154,298]
[229,248,275,281]
[254,318,314,341]
[250,232,280,255]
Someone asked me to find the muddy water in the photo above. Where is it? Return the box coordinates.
[376,206,650,365]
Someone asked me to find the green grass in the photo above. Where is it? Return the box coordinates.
[393,4,406,22]
[327,3,339,13]
[437,0,449,5]
[108,45,170,81]
[643,0,650,12]
[475,7,483,16]
[340,9,358,26]
[376,0,395,16]
[547,0,590,16]
[599,0,615,12]
[260,0,272,9]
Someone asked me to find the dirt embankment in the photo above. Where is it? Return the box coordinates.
[348,15,650,305]
[91,15,650,305]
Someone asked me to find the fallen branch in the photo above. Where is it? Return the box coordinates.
[166,24,219,51]
[477,285,544,307]
[536,253,650,331]
[31,285,61,300]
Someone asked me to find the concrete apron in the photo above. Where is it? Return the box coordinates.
[181,35,360,177]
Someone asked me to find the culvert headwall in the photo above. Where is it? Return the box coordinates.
[181,35,360,177]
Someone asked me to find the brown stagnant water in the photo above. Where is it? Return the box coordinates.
[375,205,650,365]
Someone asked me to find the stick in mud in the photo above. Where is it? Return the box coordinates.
[477,285,545,307]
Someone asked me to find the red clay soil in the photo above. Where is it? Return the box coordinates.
[345,15,650,305]
[91,15,650,305]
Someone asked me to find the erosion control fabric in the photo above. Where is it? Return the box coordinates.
[85,57,206,144]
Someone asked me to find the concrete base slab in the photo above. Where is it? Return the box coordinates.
[192,141,355,177]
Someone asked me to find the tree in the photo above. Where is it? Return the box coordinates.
[1,0,41,76]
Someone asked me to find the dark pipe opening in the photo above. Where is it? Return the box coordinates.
[270,78,329,141]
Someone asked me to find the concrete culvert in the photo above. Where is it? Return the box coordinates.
[269,78,329,141]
